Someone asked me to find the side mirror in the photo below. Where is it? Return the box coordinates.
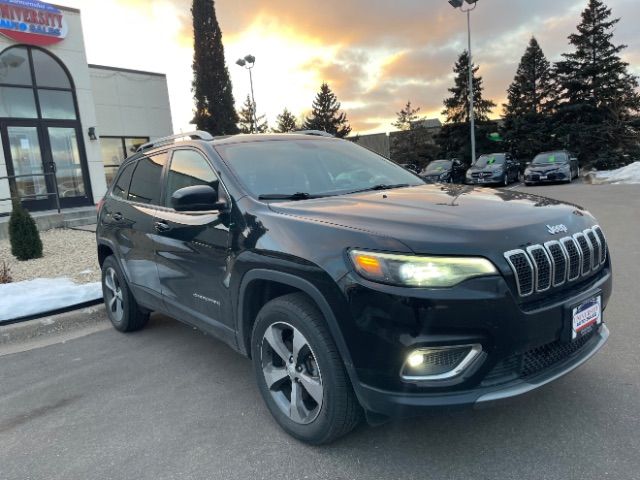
[171,185,228,212]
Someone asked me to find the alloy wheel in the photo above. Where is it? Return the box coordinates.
[104,267,124,322]
[260,322,324,424]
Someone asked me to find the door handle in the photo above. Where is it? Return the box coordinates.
[154,221,171,233]
[112,212,123,222]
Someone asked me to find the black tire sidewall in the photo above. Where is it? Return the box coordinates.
[251,298,349,444]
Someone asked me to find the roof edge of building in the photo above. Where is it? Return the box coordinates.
[88,64,167,78]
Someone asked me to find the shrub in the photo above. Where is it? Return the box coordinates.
[9,202,43,261]
[0,261,12,284]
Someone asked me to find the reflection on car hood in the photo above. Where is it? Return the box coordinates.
[267,184,594,254]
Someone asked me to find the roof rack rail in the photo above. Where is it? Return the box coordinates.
[136,131,214,152]
[295,130,335,138]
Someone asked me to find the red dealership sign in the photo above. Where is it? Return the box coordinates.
[0,0,68,47]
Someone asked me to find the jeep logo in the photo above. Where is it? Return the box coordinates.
[547,224,568,235]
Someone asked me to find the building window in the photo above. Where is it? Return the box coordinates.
[100,136,149,186]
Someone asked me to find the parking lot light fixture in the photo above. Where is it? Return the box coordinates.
[236,54,258,132]
[448,0,479,164]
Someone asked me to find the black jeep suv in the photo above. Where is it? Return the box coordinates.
[96,132,611,444]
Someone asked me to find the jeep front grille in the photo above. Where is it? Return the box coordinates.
[504,226,607,297]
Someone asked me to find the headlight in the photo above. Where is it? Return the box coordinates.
[439,172,449,180]
[349,250,498,287]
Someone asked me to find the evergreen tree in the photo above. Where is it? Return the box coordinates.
[554,0,640,166]
[238,95,268,133]
[392,101,420,131]
[502,37,557,161]
[273,108,298,133]
[191,0,239,135]
[437,51,496,163]
[303,83,352,138]
[9,202,43,261]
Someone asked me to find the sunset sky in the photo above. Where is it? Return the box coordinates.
[56,0,640,135]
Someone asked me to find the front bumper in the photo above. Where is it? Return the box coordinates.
[338,264,612,417]
[525,172,568,183]
[357,324,608,416]
[466,176,503,185]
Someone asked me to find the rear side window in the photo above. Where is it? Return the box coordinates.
[112,162,135,200]
[165,150,219,208]
[128,153,168,205]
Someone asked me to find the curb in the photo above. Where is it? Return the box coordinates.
[0,304,108,347]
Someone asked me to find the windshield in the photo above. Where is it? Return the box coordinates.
[424,160,452,173]
[216,139,424,198]
[532,152,568,165]
[473,154,505,168]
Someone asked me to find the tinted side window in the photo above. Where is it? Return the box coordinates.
[112,162,135,200]
[128,153,168,205]
[165,150,219,208]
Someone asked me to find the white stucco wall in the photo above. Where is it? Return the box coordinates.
[89,66,173,141]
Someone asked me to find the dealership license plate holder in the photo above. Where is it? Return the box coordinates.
[565,294,602,342]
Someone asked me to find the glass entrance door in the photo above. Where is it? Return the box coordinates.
[46,127,88,206]
[2,124,57,211]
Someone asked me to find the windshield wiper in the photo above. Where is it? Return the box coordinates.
[258,192,321,201]
[347,183,411,194]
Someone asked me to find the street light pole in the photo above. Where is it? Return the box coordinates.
[448,0,478,164]
[236,54,258,133]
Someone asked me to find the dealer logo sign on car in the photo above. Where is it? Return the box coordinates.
[547,224,569,235]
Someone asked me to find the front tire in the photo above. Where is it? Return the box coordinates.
[101,256,149,332]
[251,293,361,444]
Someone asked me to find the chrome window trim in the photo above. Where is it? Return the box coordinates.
[504,249,534,297]
[526,245,552,293]
[574,232,592,276]
[400,344,483,382]
[560,236,582,282]
[544,240,567,287]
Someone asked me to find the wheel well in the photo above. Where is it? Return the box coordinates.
[241,279,304,357]
[97,244,114,268]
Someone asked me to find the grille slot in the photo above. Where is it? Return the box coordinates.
[505,226,606,297]
[593,226,607,264]
[527,245,552,292]
[504,250,534,296]
[545,241,567,286]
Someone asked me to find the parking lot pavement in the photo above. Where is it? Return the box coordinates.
[1,183,639,480]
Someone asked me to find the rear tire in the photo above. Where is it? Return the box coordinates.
[251,293,362,445]
[101,256,149,332]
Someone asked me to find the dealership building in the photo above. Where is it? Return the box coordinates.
[0,0,173,227]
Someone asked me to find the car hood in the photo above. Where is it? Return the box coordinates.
[468,165,504,173]
[267,184,594,255]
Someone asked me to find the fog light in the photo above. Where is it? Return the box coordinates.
[401,345,483,382]
[407,352,424,368]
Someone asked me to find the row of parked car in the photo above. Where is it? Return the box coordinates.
[404,150,581,187]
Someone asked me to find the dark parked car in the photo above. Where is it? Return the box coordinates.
[420,159,466,184]
[466,153,520,186]
[525,151,580,185]
[97,131,611,444]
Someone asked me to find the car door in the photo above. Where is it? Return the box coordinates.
[154,148,234,340]
[103,153,168,307]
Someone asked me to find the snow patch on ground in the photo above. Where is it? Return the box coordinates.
[590,162,640,185]
[0,278,102,323]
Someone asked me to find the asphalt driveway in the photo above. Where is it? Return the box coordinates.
[1,183,638,480]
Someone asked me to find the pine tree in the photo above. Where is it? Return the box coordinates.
[303,83,352,138]
[273,108,298,133]
[502,37,557,161]
[9,202,43,261]
[392,101,420,131]
[554,0,640,166]
[238,95,268,134]
[442,51,495,124]
[437,51,496,163]
[191,0,239,135]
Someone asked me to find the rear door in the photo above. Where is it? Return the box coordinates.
[104,152,168,307]
[154,148,234,340]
